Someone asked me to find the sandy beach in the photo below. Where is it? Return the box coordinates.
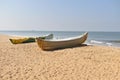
[0,34,120,80]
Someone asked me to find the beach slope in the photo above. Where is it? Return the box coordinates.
[0,34,120,80]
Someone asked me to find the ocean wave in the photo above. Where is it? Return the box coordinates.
[106,43,112,46]
[90,40,104,44]
[90,40,113,46]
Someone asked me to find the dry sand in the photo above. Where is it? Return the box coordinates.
[0,34,120,80]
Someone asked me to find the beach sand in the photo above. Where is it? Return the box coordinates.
[0,34,120,80]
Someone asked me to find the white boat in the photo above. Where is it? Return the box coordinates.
[36,32,88,50]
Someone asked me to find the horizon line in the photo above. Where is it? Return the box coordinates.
[0,30,120,32]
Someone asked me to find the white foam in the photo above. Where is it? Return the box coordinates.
[106,43,112,46]
[90,40,103,44]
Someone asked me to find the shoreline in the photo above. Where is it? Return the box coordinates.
[0,34,120,79]
[1,33,120,48]
[87,43,120,48]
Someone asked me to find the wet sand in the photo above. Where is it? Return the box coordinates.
[0,34,120,80]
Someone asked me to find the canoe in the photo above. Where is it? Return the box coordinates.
[9,34,53,44]
[36,32,88,50]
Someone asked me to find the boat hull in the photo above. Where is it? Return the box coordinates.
[36,32,88,50]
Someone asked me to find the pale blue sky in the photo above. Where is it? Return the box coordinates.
[0,0,120,31]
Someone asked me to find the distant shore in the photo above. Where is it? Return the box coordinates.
[0,34,120,80]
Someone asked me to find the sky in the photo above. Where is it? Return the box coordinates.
[0,0,120,31]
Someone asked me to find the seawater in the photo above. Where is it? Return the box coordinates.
[0,31,120,47]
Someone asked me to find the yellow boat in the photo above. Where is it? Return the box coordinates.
[36,32,88,50]
[10,34,53,44]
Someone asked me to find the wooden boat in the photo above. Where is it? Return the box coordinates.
[36,32,88,50]
[10,34,53,44]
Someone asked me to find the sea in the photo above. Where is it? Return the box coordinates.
[0,31,120,47]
